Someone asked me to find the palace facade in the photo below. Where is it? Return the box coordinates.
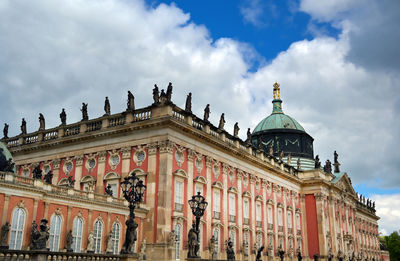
[0,83,388,260]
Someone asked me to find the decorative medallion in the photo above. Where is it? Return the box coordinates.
[175,150,184,167]
[243,175,248,189]
[63,160,74,175]
[84,154,97,172]
[108,151,120,170]
[228,171,234,183]
[133,149,146,166]
[195,157,203,172]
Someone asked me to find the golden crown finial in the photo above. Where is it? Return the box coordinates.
[273,82,281,99]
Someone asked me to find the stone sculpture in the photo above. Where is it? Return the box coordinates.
[66,230,73,252]
[81,103,89,121]
[256,246,264,261]
[278,245,285,261]
[31,219,49,250]
[152,85,160,104]
[218,113,225,129]
[209,235,216,259]
[0,222,10,249]
[3,158,15,173]
[139,239,147,261]
[29,221,38,249]
[187,223,199,258]
[323,160,332,173]
[20,118,27,135]
[166,82,173,102]
[87,231,94,253]
[60,109,67,125]
[44,170,53,184]
[314,155,321,169]
[105,184,113,197]
[106,231,113,253]
[287,153,292,165]
[246,128,251,143]
[39,113,45,131]
[279,150,284,161]
[121,218,138,254]
[3,123,8,139]
[104,97,111,116]
[203,104,210,122]
[297,248,302,261]
[226,238,235,261]
[185,93,192,113]
[67,176,75,188]
[32,165,43,179]
[167,230,175,247]
[233,122,239,137]
[127,91,135,112]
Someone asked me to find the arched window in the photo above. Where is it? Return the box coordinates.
[175,224,181,260]
[72,217,83,253]
[49,215,62,251]
[9,208,26,250]
[287,211,292,229]
[93,220,103,254]
[111,222,120,254]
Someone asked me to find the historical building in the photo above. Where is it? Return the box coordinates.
[0,83,388,260]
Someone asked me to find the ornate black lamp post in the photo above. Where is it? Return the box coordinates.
[120,173,146,254]
[187,192,208,258]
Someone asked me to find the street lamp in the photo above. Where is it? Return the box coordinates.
[187,192,208,258]
[120,173,146,254]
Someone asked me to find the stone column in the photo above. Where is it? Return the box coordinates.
[121,147,131,179]
[329,196,338,254]
[143,143,157,243]
[74,155,84,190]
[43,202,50,220]
[187,149,194,233]
[236,171,243,253]
[205,156,213,256]
[300,194,309,258]
[315,192,327,257]
[1,195,10,224]
[32,199,39,221]
[52,159,61,185]
[66,206,72,232]
[222,164,229,248]
[96,151,107,194]
[249,175,256,257]
[273,184,279,253]
[262,179,268,248]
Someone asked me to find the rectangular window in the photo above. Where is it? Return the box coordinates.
[243,199,249,219]
[296,213,301,230]
[268,206,273,224]
[229,194,235,216]
[213,190,220,212]
[288,211,292,228]
[175,180,183,204]
[256,203,262,221]
[278,208,283,226]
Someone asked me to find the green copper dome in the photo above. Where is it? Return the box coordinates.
[253,99,305,133]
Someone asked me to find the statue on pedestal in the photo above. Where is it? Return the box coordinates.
[86,231,94,253]
[121,218,138,254]
[38,113,45,131]
[226,238,235,261]
[167,230,175,248]
[203,104,210,122]
[279,150,284,161]
[44,171,53,184]
[105,184,113,197]
[277,245,285,261]
[32,165,42,179]
[0,222,10,249]
[3,123,8,139]
[60,109,67,125]
[314,155,321,169]
[31,219,49,250]
[20,118,27,135]
[104,97,111,116]
[246,128,251,144]
[81,103,89,121]
[139,239,147,261]
[67,176,75,188]
[185,93,192,113]
[218,113,225,129]
[106,231,114,253]
[127,91,135,112]
[209,235,217,259]
[233,122,240,137]
[66,230,73,252]
[152,85,160,104]
[323,160,332,173]
[256,246,264,261]
[166,82,173,102]
[187,224,199,258]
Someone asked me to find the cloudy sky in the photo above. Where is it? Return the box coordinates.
[0,0,399,234]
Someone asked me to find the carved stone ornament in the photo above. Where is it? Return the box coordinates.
[98,151,107,163]
[267,184,272,195]
[147,143,158,155]
[55,208,62,216]
[205,156,213,168]
[213,162,220,178]
[121,147,131,159]
[108,151,120,170]
[75,155,84,166]
[17,200,25,208]
[228,171,235,184]
[133,149,146,167]
[255,181,260,192]
[195,156,203,173]
[159,140,174,154]
[77,211,83,218]
[63,159,74,175]
[187,149,195,161]
[237,170,243,178]
[52,159,61,170]
[175,149,184,167]
[85,154,97,172]
[243,176,248,188]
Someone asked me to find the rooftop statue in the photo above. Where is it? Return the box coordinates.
[287,153,292,164]
[233,122,239,137]
[218,113,225,129]
[38,113,45,131]
[246,128,251,143]
[81,103,89,121]
[153,84,160,104]
[104,96,111,116]
[166,82,173,102]
[314,155,321,169]
[20,118,27,135]
[279,150,284,161]
[2,158,15,173]
[185,92,192,113]
[323,159,332,174]
[3,123,8,139]
[60,108,67,125]
[334,150,339,164]
[203,104,210,122]
[127,91,135,112]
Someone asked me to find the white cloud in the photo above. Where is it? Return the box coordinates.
[299,0,361,22]
[371,194,400,235]
[0,0,399,192]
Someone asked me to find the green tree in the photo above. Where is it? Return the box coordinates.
[380,231,400,261]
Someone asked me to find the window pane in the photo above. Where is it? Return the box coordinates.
[94,220,103,253]
[10,208,25,250]
[112,223,120,254]
[73,218,83,253]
